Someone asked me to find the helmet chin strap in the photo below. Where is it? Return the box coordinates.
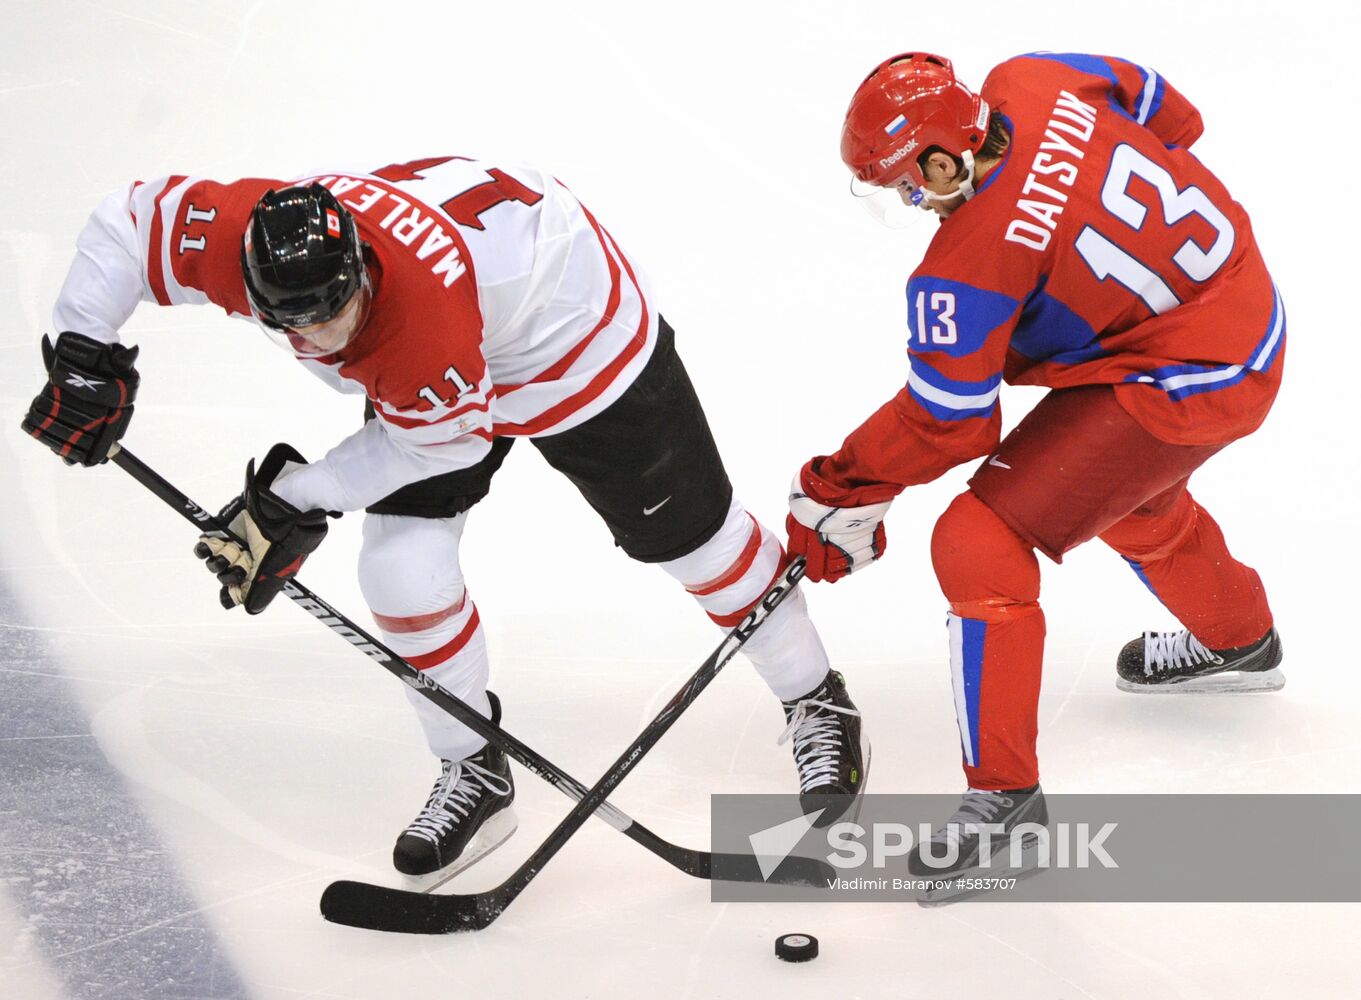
[850,148,981,228]
[909,150,978,209]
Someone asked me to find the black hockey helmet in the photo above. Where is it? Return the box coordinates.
[241,184,365,330]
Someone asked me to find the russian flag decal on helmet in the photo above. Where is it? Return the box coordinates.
[885,113,909,136]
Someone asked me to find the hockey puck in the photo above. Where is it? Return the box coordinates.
[775,933,818,962]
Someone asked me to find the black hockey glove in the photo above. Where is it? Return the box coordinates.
[22,332,140,466]
[193,444,333,614]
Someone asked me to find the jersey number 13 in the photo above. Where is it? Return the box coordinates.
[1074,143,1235,315]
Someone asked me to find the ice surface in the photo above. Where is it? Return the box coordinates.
[2,2,1358,997]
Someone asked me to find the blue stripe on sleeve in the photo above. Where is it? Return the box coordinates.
[905,276,1020,359]
[907,355,1002,422]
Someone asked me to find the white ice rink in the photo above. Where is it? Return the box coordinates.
[2,2,1358,997]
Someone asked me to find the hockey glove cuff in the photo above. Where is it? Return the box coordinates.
[194,444,334,614]
[786,471,891,583]
[22,332,140,467]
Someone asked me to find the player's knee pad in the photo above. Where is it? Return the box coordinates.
[932,491,1041,617]
[659,499,785,625]
[359,513,467,617]
[1099,486,1198,564]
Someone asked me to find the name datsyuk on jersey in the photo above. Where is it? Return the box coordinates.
[1005,90,1098,251]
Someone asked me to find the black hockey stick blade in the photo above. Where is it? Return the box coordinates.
[321,880,496,934]
[320,849,835,933]
[708,851,835,887]
[621,821,832,885]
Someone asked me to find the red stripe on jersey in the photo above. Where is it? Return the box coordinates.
[687,516,762,596]
[378,397,490,431]
[706,562,787,628]
[494,193,624,396]
[491,204,650,436]
[146,176,186,306]
[372,592,467,633]
[493,279,621,394]
[405,607,482,670]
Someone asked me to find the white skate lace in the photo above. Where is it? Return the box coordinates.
[777,697,861,793]
[405,758,512,845]
[1144,629,1223,676]
[928,788,1011,848]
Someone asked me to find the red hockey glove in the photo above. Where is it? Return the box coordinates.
[786,473,892,583]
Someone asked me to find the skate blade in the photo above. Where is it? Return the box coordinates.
[914,861,1046,908]
[405,807,519,894]
[1116,667,1285,694]
[914,837,1046,908]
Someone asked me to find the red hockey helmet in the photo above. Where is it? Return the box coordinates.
[841,53,990,192]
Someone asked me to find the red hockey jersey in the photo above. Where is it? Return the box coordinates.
[808,53,1285,506]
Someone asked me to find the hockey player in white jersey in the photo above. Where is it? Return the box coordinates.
[23,159,869,876]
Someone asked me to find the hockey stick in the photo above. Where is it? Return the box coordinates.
[107,445,830,892]
[320,557,808,933]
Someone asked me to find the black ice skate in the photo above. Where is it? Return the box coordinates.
[908,784,1049,905]
[393,694,517,879]
[778,671,869,827]
[1116,627,1284,693]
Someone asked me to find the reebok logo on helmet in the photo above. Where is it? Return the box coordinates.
[879,140,919,170]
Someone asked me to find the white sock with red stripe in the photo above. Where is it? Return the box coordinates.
[660,499,830,701]
[359,513,492,762]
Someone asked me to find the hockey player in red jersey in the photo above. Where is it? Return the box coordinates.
[23,158,867,877]
[786,52,1284,890]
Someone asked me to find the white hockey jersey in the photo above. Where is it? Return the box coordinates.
[52,156,659,511]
